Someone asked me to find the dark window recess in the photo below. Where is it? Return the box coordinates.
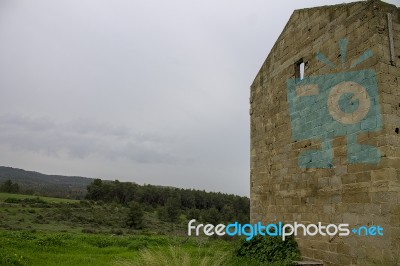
[395,128,399,134]
[295,59,305,80]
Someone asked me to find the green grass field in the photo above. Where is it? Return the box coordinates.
[0,192,185,233]
[0,230,265,266]
[0,193,78,203]
[0,193,267,266]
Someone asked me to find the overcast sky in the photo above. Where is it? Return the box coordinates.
[0,0,398,196]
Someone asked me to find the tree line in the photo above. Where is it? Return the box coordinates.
[0,180,20,193]
[86,179,249,226]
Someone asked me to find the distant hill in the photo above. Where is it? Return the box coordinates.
[0,166,93,199]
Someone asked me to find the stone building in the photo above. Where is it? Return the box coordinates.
[250,0,399,265]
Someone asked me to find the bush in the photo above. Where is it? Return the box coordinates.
[4,198,21,204]
[35,235,66,247]
[85,236,116,248]
[0,252,27,266]
[10,231,36,241]
[187,208,201,221]
[0,180,20,193]
[126,201,144,229]
[201,207,221,224]
[142,204,154,212]
[235,235,301,265]
[127,239,149,251]
[79,200,91,206]
[110,228,124,235]
[26,197,47,205]
[82,228,97,234]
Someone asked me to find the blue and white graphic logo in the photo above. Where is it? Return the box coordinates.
[286,38,382,168]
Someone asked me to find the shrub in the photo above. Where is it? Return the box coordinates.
[187,208,201,221]
[235,235,301,265]
[0,180,20,193]
[83,235,129,248]
[25,197,46,204]
[142,204,154,212]
[82,228,97,234]
[35,235,65,247]
[79,200,91,206]
[4,198,20,204]
[89,237,114,248]
[111,228,124,235]
[10,231,36,241]
[0,252,27,266]
[126,201,144,229]
[201,207,221,224]
[127,239,148,251]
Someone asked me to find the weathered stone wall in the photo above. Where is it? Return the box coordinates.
[250,1,400,265]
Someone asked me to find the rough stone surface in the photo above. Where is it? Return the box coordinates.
[250,1,400,265]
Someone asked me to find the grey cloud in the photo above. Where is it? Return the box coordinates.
[0,114,177,164]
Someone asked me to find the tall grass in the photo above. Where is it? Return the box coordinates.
[116,245,229,266]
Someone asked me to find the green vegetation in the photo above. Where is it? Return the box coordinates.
[0,230,276,266]
[0,175,301,266]
[0,192,167,234]
[0,192,77,203]
[126,201,144,229]
[0,230,137,265]
[0,169,250,225]
[235,235,301,265]
[86,179,250,224]
[0,180,19,194]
